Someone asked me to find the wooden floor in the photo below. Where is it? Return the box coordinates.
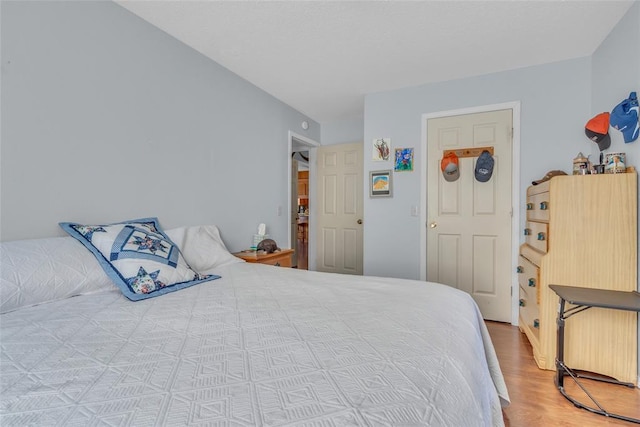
[486,321,640,426]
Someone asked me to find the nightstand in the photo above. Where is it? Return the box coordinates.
[233,249,294,267]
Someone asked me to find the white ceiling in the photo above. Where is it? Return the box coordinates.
[116,0,634,124]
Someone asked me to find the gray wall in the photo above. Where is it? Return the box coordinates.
[360,3,639,282]
[363,58,591,279]
[590,0,640,383]
[321,116,364,146]
[0,0,319,251]
[2,0,637,282]
[591,2,639,176]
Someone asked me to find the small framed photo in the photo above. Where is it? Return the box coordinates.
[369,170,393,198]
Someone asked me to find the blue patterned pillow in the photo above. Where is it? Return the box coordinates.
[59,218,220,301]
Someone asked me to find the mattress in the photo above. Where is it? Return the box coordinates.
[1,262,509,426]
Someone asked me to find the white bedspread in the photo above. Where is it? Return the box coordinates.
[1,263,509,426]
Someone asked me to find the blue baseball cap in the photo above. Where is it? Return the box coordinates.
[610,92,639,143]
[475,150,494,182]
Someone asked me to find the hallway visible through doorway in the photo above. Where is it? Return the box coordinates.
[288,131,319,271]
[295,169,309,270]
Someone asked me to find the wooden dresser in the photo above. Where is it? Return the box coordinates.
[518,172,638,384]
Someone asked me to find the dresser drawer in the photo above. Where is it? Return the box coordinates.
[524,221,548,254]
[526,191,550,222]
[259,253,292,267]
[517,254,540,304]
[519,285,541,336]
[233,249,294,267]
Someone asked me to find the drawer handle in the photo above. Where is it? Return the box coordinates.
[537,232,546,241]
[533,319,540,328]
[526,203,533,210]
[540,201,548,210]
[516,266,523,273]
[528,278,536,287]
[524,228,531,236]
[519,299,526,307]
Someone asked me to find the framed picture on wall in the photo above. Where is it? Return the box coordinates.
[369,170,393,198]
[394,147,414,171]
[372,138,391,161]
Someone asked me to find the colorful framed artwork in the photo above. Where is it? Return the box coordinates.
[372,138,391,161]
[394,148,414,171]
[369,170,392,198]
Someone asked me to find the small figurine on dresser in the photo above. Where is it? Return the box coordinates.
[256,238,279,253]
[572,152,590,175]
[531,170,567,186]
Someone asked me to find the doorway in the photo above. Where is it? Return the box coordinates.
[293,153,309,269]
[288,131,319,270]
[315,142,364,275]
[420,102,521,324]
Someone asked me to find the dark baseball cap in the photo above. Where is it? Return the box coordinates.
[475,150,494,182]
[585,112,611,151]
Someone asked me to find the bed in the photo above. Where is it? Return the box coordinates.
[0,221,509,426]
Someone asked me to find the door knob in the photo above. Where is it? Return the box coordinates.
[429,222,437,228]
[357,219,363,224]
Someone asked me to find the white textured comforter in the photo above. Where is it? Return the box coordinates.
[1,263,509,426]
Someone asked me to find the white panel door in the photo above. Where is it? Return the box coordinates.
[316,142,363,275]
[427,109,513,322]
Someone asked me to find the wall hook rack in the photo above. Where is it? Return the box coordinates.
[443,146,494,159]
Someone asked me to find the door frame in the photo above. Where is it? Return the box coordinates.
[420,101,521,325]
[287,131,320,258]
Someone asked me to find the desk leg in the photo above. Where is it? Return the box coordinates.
[555,298,566,389]
[553,297,640,424]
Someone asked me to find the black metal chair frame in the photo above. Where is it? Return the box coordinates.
[550,284,640,425]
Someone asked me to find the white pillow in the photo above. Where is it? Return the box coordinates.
[165,225,243,274]
[0,236,115,314]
